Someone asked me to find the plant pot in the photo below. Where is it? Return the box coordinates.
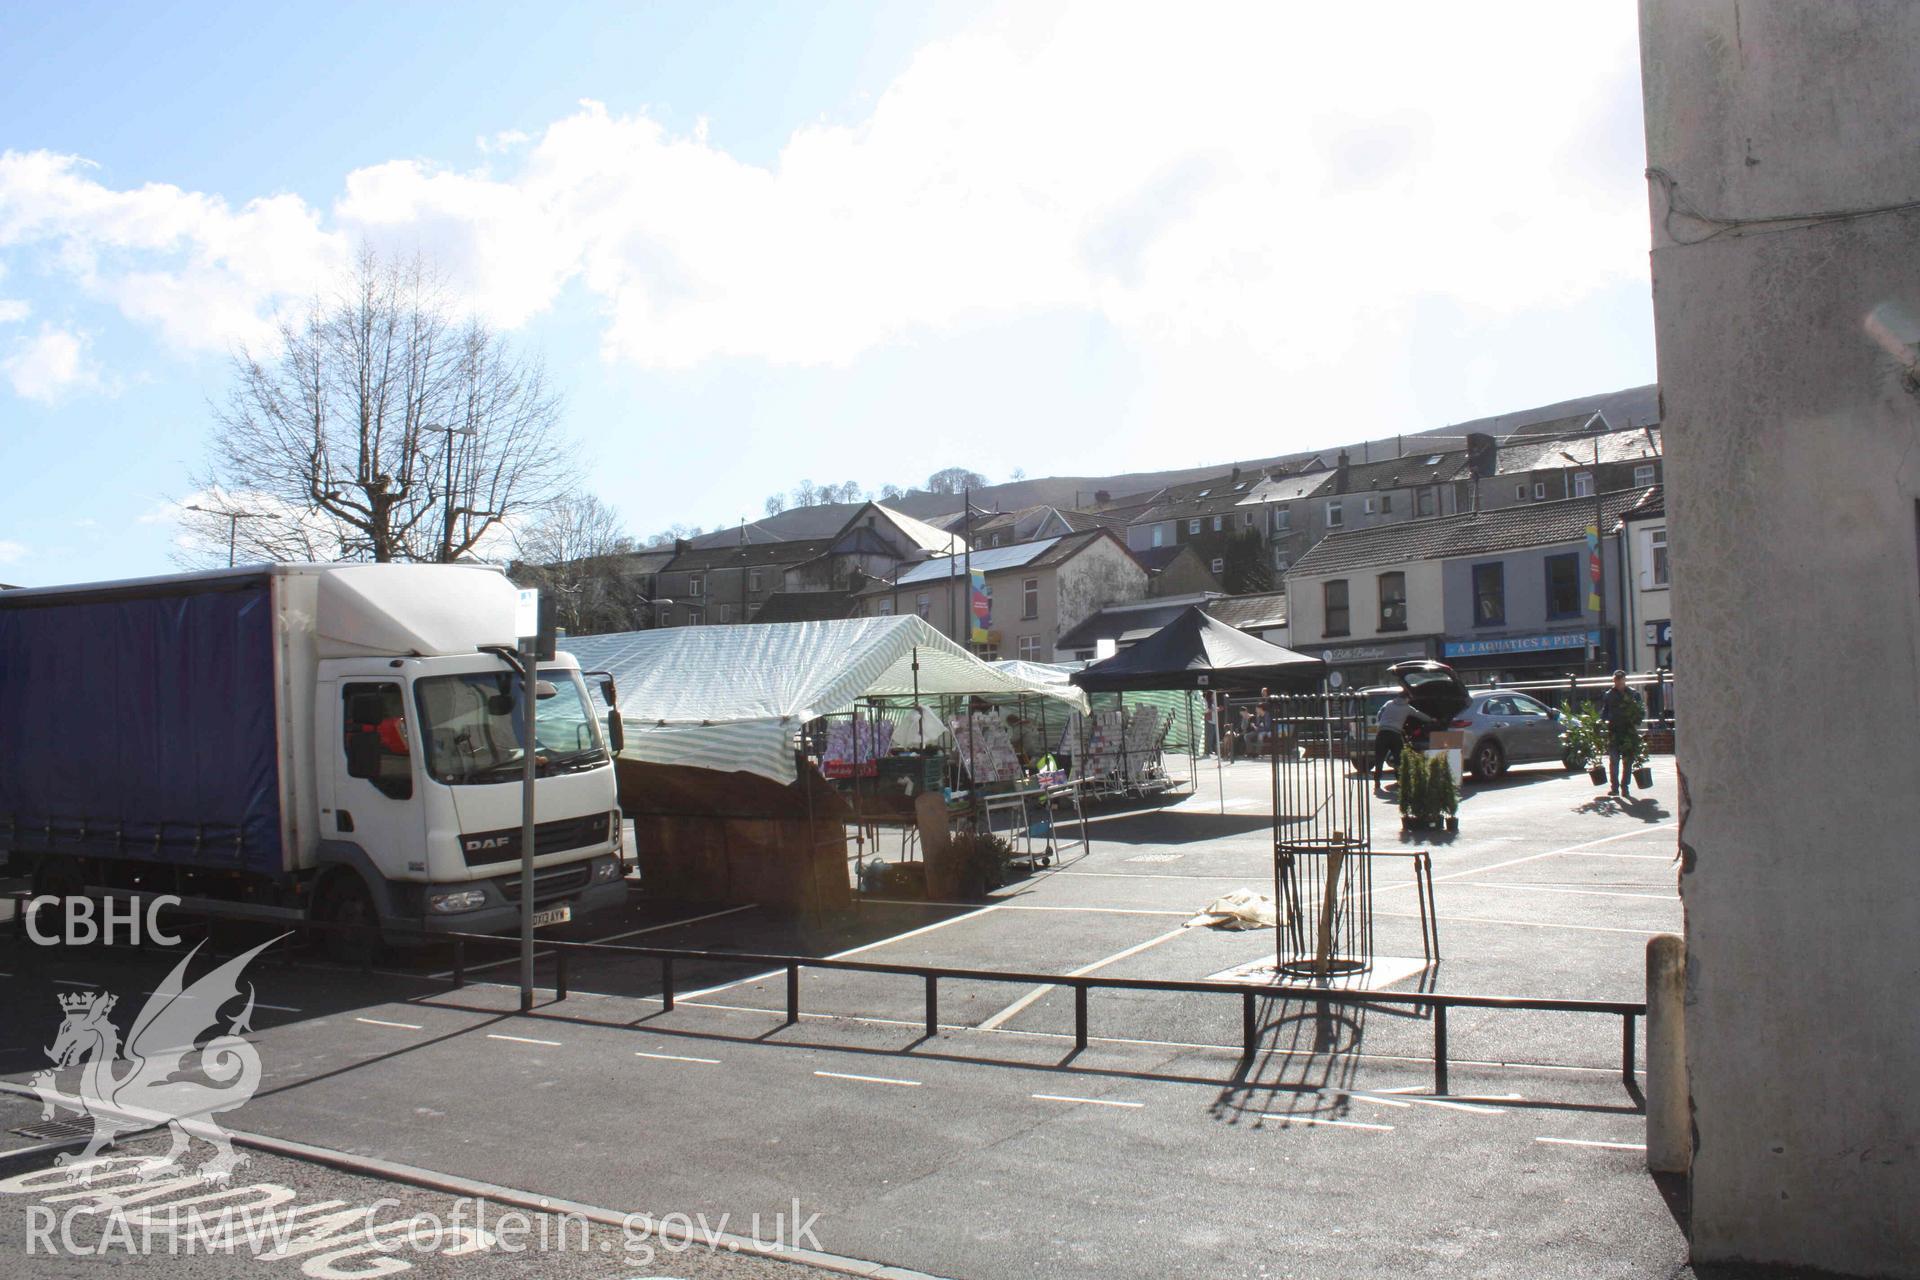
[1633,766,1654,790]
[1588,765,1607,785]
[1445,816,1459,833]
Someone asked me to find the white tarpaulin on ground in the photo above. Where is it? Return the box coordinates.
[1184,888,1279,931]
[562,616,1087,783]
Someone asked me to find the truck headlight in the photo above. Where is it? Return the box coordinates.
[593,857,622,883]
[429,889,488,914]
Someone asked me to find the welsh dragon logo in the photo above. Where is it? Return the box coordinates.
[29,936,280,1184]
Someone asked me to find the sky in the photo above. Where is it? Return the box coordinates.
[0,1,1656,587]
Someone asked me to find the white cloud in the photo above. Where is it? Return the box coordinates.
[0,2,1647,423]
[0,299,26,323]
[2,324,99,402]
[0,540,26,565]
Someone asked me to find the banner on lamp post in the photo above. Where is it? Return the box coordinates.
[969,569,991,645]
[1585,524,1603,613]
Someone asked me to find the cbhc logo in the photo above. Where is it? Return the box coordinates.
[24,895,183,947]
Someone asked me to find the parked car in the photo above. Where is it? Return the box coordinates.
[1382,661,1577,781]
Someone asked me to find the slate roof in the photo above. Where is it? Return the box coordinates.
[1616,485,1665,526]
[1497,426,1663,475]
[1288,488,1653,578]
[1237,469,1336,507]
[1207,590,1289,632]
[749,590,860,624]
[1131,545,1194,572]
[664,538,832,573]
[1330,449,1471,493]
[867,530,1126,592]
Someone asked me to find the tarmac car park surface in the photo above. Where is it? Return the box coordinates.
[0,757,1700,1279]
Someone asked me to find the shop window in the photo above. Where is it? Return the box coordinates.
[1018,635,1041,661]
[1545,553,1581,618]
[342,682,412,801]
[1324,580,1350,637]
[1022,577,1039,620]
[1650,528,1669,586]
[1377,572,1407,631]
[1472,563,1505,627]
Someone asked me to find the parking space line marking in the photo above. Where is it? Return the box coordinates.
[1033,1094,1143,1108]
[1379,1088,1526,1101]
[679,903,1002,1001]
[1443,882,1677,902]
[997,904,1191,917]
[978,927,1189,1031]
[1535,1136,1645,1150]
[635,1050,720,1065]
[1352,1091,1507,1114]
[1264,1114,1392,1131]
[51,979,98,987]
[1376,909,1664,936]
[487,1033,562,1047]
[1427,824,1675,884]
[144,989,302,1012]
[592,903,760,945]
[1338,1092,1412,1108]
[814,1071,920,1087]
[355,1017,423,1030]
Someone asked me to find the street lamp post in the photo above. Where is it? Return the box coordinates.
[183,504,272,568]
[426,422,479,562]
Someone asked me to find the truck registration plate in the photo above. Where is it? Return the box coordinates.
[531,905,572,929]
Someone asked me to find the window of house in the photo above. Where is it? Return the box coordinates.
[1243,511,1254,527]
[687,606,704,625]
[1189,519,1202,535]
[1417,487,1436,517]
[877,599,895,615]
[1380,493,1392,513]
[1151,525,1165,547]
[688,573,705,597]
[1324,580,1350,637]
[1472,562,1505,626]
[1211,558,1225,574]
[1573,472,1595,498]
[342,682,412,801]
[1326,500,1343,529]
[1634,463,1656,488]
[1022,577,1039,620]
[1212,515,1224,531]
[1378,572,1407,631]
[1516,483,1528,501]
[1363,496,1378,515]
[748,569,762,593]
[1018,635,1041,661]
[719,604,732,623]
[1545,552,1581,618]
[1274,505,1291,531]
[1534,481,1548,501]
[974,643,1000,661]
[915,592,930,619]
[1650,527,1669,586]
[1273,553,1289,573]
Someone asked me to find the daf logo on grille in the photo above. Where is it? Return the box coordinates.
[464,836,512,852]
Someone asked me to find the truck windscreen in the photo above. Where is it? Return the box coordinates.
[413,670,605,785]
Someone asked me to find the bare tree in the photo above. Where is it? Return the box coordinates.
[879,483,905,501]
[185,249,572,566]
[926,467,988,495]
[793,479,820,507]
[764,492,787,516]
[833,480,865,502]
[512,493,651,635]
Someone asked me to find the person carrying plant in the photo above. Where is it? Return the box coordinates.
[1599,669,1646,798]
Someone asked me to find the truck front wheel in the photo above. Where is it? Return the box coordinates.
[316,873,380,965]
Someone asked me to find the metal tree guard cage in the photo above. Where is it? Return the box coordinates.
[1267,690,1376,979]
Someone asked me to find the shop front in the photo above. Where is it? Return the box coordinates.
[1313,636,1439,692]
[1439,627,1611,685]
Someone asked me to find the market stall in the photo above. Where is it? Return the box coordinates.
[562,617,1085,907]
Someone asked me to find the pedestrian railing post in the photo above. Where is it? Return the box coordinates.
[661,957,674,1012]
[786,963,800,1025]
[452,938,465,989]
[925,974,939,1040]
[1433,1004,1449,1095]
[1622,1013,1637,1087]
[1242,990,1257,1062]
[556,949,568,1002]
[1074,983,1089,1051]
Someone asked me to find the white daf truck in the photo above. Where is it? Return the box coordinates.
[0,562,627,953]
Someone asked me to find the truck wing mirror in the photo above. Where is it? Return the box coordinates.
[606,708,626,755]
[600,677,618,705]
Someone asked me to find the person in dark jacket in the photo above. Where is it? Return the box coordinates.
[1598,670,1645,798]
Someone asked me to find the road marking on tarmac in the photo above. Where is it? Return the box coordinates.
[1376,909,1665,936]
[591,903,760,945]
[487,1033,562,1047]
[635,1050,721,1065]
[1445,882,1678,902]
[354,1017,423,1030]
[1033,1094,1143,1109]
[1535,1136,1645,1151]
[1264,1114,1393,1131]
[815,1071,920,1087]
[679,904,1002,1001]
[977,927,1190,1031]
[1349,1090,1509,1114]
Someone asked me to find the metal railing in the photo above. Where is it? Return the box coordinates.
[4,892,1642,1097]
